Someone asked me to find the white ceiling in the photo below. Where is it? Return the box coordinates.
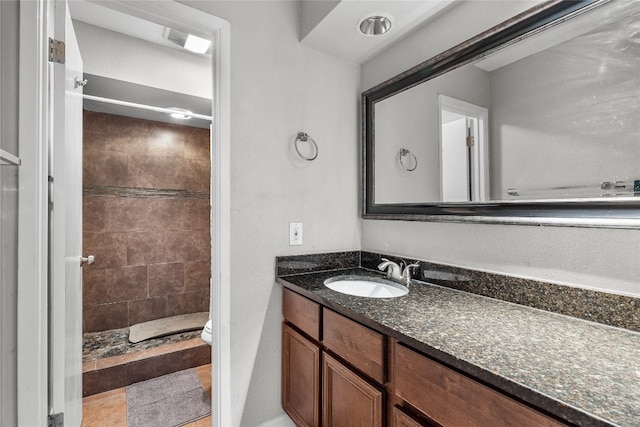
[69,0,462,124]
[68,1,182,53]
[69,0,212,128]
[71,0,459,66]
[300,0,458,64]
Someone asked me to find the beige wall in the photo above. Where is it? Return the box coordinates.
[361,0,640,297]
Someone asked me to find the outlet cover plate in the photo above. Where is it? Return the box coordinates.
[289,222,303,245]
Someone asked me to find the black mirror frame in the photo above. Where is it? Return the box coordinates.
[362,0,640,228]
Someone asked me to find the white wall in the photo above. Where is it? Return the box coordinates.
[362,0,640,297]
[73,20,211,99]
[0,1,20,424]
[489,19,640,199]
[180,2,360,426]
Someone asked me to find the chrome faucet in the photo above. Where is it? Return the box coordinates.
[378,258,420,286]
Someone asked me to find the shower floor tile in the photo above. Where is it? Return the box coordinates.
[83,327,203,362]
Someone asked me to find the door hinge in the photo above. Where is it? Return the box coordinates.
[466,136,475,147]
[48,412,64,427]
[49,38,65,64]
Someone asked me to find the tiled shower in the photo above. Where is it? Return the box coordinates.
[81,110,212,395]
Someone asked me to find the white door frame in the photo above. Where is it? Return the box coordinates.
[17,0,51,425]
[17,1,231,426]
[438,94,490,202]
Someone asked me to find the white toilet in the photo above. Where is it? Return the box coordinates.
[201,319,212,345]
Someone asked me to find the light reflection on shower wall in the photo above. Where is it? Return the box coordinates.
[82,110,211,332]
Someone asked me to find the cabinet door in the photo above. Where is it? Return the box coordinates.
[282,323,320,427]
[323,352,383,427]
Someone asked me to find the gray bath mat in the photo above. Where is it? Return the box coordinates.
[126,369,211,427]
[129,312,209,343]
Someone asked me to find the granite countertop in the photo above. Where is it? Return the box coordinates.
[277,267,640,427]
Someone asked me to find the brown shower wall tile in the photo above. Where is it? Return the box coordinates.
[128,296,168,326]
[127,154,167,189]
[83,111,211,333]
[166,230,210,263]
[126,231,167,266]
[167,291,205,317]
[105,114,149,155]
[149,198,186,230]
[163,157,200,191]
[106,266,149,302]
[83,110,107,152]
[104,197,149,232]
[149,263,185,297]
[184,261,211,292]
[84,302,129,332]
[148,122,186,158]
[183,127,210,160]
[183,199,210,230]
[83,268,108,306]
[83,149,129,187]
[83,232,128,269]
[83,197,106,233]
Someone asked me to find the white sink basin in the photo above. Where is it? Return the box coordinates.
[324,276,408,298]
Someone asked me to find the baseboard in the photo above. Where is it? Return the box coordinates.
[256,413,295,427]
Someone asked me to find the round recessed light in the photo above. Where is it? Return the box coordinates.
[359,15,392,36]
[166,108,192,120]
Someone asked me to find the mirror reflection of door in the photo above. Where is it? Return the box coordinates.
[439,95,489,202]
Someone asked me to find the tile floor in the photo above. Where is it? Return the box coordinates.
[81,364,212,427]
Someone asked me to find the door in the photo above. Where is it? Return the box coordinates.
[49,0,84,425]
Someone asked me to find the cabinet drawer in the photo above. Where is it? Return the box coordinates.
[283,288,321,341]
[392,406,430,427]
[395,344,567,427]
[322,308,384,383]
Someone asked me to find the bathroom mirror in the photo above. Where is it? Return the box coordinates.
[363,0,640,227]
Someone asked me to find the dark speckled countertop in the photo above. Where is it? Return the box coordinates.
[277,267,640,427]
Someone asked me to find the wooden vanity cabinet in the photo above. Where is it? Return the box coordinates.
[282,289,322,427]
[282,288,385,427]
[282,287,568,427]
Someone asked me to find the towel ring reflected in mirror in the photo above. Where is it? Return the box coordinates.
[295,132,318,161]
[398,148,417,171]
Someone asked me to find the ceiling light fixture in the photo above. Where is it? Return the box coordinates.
[163,28,211,54]
[166,108,193,120]
[359,15,392,36]
[184,34,211,54]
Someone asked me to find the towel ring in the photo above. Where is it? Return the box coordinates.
[295,132,318,161]
[398,148,417,171]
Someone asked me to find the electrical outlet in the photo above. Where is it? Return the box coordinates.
[289,222,303,246]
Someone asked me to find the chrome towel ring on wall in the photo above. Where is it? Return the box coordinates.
[398,148,417,171]
[295,132,318,161]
